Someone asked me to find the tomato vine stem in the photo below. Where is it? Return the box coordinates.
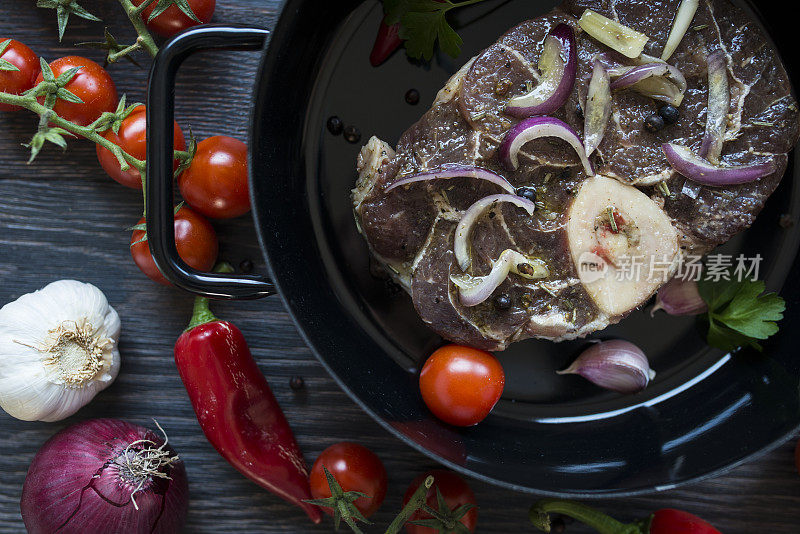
[117,0,160,58]
[0,90,146,172]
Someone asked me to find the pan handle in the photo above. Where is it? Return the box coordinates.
[146,25,275,299]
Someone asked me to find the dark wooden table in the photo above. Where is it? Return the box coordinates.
[1,1,799,532]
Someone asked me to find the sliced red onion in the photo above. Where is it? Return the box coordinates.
[661,0,700,61]
[651,277,708,316]
[451,249,548,307]
[584,61,612,157]
[610,63,684,92]
[499,116,594,175]
[454,194,536,271]
[21,419,188,534]
[505,24,577,118]
[699,51,730,164]
[662,143,777,186]
[610,62,687,106]
[578,9,649,59]
[558,340,655,394]
[630,76,685,107]
[385,166,516,194]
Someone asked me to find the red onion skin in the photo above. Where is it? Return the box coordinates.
[21,419,188,534]
[505,24,577,118]
[499,116,594,175]
[699,51,729,164]
[662,143,777,186]
[385,166,516,194]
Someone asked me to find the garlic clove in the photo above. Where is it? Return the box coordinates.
[0,280,121,422]
[651,276,708,317]
[558,339,655,394]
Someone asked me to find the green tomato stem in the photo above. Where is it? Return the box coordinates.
[339,500,365,534]
[117,0,159,58]
[108,38,144,64]
[384,476,435,534]
[0,90,147,172]
[529,500,645,534]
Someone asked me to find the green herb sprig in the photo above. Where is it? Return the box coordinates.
[698,277,786,352]
[384,0,489,61]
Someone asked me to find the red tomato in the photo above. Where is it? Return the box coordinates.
[96,105,186,189]
[0,38,40,112]
[178,136,250,219]
[133,0,216,37]
[419,345,505,427]
[130,206,218,286]
[34,56,117,126]
[309,442,388,519]
[402,470,478,534]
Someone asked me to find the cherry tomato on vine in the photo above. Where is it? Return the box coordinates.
[419,344,505,427]
[178,136,250,219]
[0,38,40,112]
[34,56,117,126]
[133,0,216,37]
[309,442,388,519]
[402,470,478,534]
[130,206,218,286]
[96,105,186,189]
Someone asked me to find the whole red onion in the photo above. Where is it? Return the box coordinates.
[21,419,188,534]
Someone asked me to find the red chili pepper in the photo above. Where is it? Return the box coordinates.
[530,500,721,534]
[650,509,721,534]
[174,281,322,524]
[370,20,403,67]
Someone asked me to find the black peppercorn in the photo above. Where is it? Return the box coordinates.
[575,101,584,119]
[289,376,305,390]
[658,104,680,125]
[517,187,536,202]
[239,259,254,274]
[495,294,512,310]
[405,89,420,105]
[344,125,362,144]
[644,114,665,133]
[326,116,344,136]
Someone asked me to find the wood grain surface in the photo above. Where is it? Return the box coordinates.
[1,1,799,532]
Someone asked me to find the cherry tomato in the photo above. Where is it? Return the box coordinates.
[133,0,216,37]
[309,442,388,519]
[402,470,478,534]
[130,206,218,286]
[0,38,40,112]
[419,345,505,427]
[178,136,250,219]
[34,56,117,126]
[96,105,186,189]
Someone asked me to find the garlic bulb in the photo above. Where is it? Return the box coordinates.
[0,280,121,422]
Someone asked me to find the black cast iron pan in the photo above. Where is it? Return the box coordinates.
[145,0,800,496]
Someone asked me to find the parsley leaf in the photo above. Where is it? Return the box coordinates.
[384,0,481,61]
[698,277,785,352]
